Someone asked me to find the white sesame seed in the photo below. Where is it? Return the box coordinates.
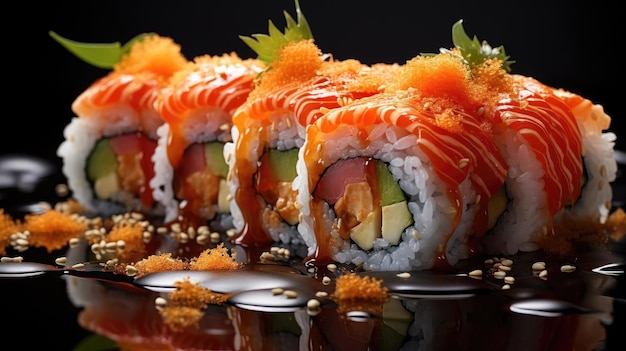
[272,288,284,295]
[396,272,411,279]
[55,257,67,266]
[504,276,515,284]
[322,276,331,285]
[501,259,513,266]
[493,271,506,279]
[539,269,548,278]
[501,284,511,290]
[532,262,546,271]
[284,290,298,299]
[469,269,483,277]
[560,265,576,273]
[315,291,328,298]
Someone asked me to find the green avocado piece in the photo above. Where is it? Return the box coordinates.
[204,142,228,177]
[268,148,299,182]
[86,138,118,182]
[375,160,405,207]
[487,185,507,229]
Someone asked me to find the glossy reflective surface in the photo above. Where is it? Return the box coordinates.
[1,154,625,350]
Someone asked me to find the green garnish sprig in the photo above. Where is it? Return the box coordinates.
[49,31,155,69]
[239,0,314,64]
[446,19,515,72]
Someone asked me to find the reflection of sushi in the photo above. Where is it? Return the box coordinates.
[225,1,395,246]
[151,53,265,228]
[55,34,188,216]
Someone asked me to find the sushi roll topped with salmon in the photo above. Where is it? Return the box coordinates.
[55,33,188,216]
[150,53,265,228]
[225,0,397,248]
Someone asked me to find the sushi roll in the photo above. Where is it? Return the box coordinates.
[150,53,265,228]
[225,1,394,246]
[294,51,510,271]
[55,33,188,217]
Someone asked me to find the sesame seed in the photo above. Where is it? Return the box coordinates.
[504,276,515,284]
[396,272,411,279]
[210,232,221,243]
[272,288,284,295]
[501,284,511,290]
[498,265,511,272]
[458,158,470,168]
[539,269,548,278]
[468,269,483,277]
[126,265,138,276]
[315,291,328,298]
[284,290,298,299]
[55,257,67,266]
[71,263,85,269]
[560,265,576,273]
[307,299,320,309]
[532,262,546,271]
[322,276,331,285]
[501,259,513,266]
[493,271,506,279]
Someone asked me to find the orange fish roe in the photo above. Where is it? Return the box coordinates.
[106,222,147,262]
[114,34,188,79]
[333,273,390,301]
[0,209,20,255]
[332,273,390,315]
[160,278,226,331]
[131,252,187,278]
[189,243,242,271]
[24,209,86,253]
[249,39,323,100]
[387,53,513,132]
[606,208,626,242]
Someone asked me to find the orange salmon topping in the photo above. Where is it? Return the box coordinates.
[24,210,86,253]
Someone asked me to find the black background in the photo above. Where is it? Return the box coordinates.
[2,1,625,350]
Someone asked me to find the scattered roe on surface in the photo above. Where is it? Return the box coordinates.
[0,209,20,255]
[24,210,86,253]
[107,222,147,262]
[132,252,187,278]
[114,34,188,80]
[249,39,323,100]
[160,278,227,332]
[189,243,242,271]
[332,273,390,314]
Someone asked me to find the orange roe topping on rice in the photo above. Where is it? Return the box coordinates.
[388,53,513,132]
[0,209,20,255]
[189,243,242,271]
[24,209,86,253]
[107,222,147,262]
[249,39,323,100]
[160,278,227,331]
[114,34,188,81]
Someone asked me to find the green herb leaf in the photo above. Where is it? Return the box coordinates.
[49,31,156,69]
[450,20,514,72]
[239,0,313,64]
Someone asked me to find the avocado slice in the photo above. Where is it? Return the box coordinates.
[268,148,299,182]
[382,201,414,245]
[375,161,405,207]
[487,186,507,230]
[204,142,228,177]
[86,138,118,182]
[350,207,381,251]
